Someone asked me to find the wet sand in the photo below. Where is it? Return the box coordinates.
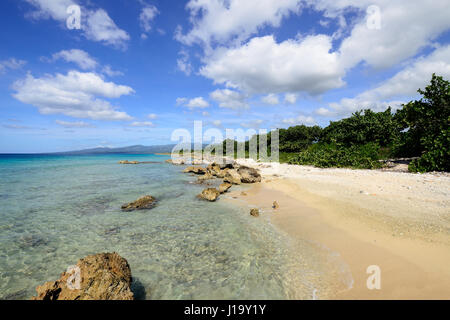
[227,160,450,299]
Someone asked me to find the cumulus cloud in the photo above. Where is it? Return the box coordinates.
[318,45,450,117]
[50,49,98,70]
[148,113,158,119]
[24,0,130,48]
[200,35,345,95]
[177,97,210,109]
[13,71,134,121]
[55,120,94,128]
[0,58,26,74]
[261,94,279,105]
[139,4,159,38]
[176,0,301,47]
[284,93,297,104]
[101,65,124,77]
[177,49,193,76]
[210,89,249,109]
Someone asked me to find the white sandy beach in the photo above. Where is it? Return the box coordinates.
[227,159,450,299]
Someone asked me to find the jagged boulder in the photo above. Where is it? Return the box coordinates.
[183,166,207,175]
[216,168,229,178]
[121,195,157,212]
[198,172,214,182]
[223,169,242,185]
[237,166,261,183]
[197,188,220,202]
[219,182,232,194]
[32,252,134,300]
[206,163,221,176]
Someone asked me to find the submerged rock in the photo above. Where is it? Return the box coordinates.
[121,195,157,212]
[219,182,232,194]
[223,169,242,185]
[32,252,134,300]
[250,208,260,217]
[237,166,261,183]
[119,160,139,164]
[197,188,220,202]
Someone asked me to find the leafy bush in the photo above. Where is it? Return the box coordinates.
[288,142,383,169]
[394,74,450,172]
[321,108,398,147]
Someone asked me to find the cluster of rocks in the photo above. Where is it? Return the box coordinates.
[121,195,157,212]
[32,252,134,300]
[182,162,262,202]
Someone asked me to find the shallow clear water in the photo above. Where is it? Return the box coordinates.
[0,154,352,300]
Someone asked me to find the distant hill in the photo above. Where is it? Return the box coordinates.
[54,144,177,155]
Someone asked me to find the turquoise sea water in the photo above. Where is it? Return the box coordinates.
[0,154,352,300]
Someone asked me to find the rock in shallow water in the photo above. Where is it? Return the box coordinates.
[197,188,220,202]
[32,252,134,300]
[121,195,157,211]
[250,208,260,217]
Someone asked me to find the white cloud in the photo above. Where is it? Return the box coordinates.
[186,97,210,108]
[140,5,159,36]
[307,0,450,69]
[55,120,94,128]
[13,71,134,121]
[129,121,155,127]
[177,49,193,76]
[318,45,450,117]
[176,0,301,47]
[24,1,130,48]
[0,58,26,74]
[148,113,158,120]
[202,111,210,117]
[84,9,130,48]
[284,93,297,104]
[261,93,279,105]
[176,96,209,109]
[101,65,123,77]
[282,115,316,125]
[200,35,345,95]
[210,89,249,109]
[51,49,98,70]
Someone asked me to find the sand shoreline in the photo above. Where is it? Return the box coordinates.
[227,160,450,299]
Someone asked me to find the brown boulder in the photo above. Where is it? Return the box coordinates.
[206,163,221,176]
[121,195,157,211]
[219,182,232,194]
[273,201,279,209]
[183,166,207,175]
[119,160,139,164]
[250,208,260,217]
[32,252,134,300]
[237,166,261,183]
[223,169,242,185]
[197,172,214,182]
[197,188,220,202]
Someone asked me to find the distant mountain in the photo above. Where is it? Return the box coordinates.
[54,144,177,155]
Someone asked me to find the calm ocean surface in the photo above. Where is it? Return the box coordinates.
[0,154,352,300]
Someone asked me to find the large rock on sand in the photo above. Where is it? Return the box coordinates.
[121,195,157,211]
[32,252,134,300]
[219,182,232,194]
[237,166,261,183]
[197,188,220,202]
[223,169,242,185]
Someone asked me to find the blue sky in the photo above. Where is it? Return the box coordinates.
[0,0,449,153]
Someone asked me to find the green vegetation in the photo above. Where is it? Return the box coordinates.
[215,74,449,172]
